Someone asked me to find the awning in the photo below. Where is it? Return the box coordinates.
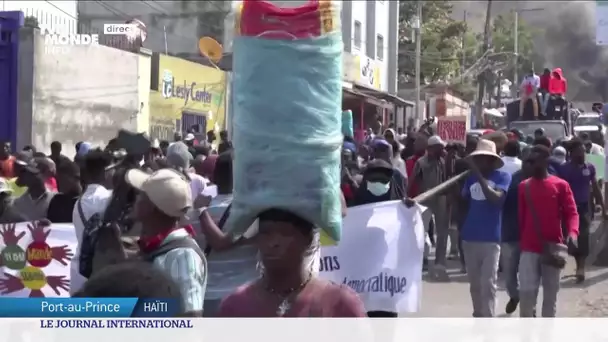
[343,87,392,109]
[352,84,415,107]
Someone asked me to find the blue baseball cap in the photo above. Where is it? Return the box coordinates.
[342,141,357,154]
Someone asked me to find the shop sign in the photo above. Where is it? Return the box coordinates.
[358,55,378,89]
[149,54,227,134]
[161,70,214,105]
[342,53,382,91]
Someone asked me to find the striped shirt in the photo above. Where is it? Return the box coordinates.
[152,229,207,313]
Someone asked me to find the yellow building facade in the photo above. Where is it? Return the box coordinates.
[149,55,226,140]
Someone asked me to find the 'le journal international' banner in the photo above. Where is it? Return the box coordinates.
[0,202,425,316]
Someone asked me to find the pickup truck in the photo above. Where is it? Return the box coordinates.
[573,113,605,146]
[505,96,572,142]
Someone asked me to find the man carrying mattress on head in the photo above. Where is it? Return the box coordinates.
[196,0,365,317]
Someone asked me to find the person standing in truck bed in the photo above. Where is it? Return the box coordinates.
[519,69,540,119]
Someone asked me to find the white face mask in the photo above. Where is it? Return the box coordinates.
[367,181,390,196]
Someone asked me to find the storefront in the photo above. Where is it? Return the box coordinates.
[149,54,227,141]
[342,52,412,140]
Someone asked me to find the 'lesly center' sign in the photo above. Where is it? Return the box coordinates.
[161,70,214,105]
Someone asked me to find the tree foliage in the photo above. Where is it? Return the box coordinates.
[398,1,467,83]
[398,1,541,95]
[490,13,543,85]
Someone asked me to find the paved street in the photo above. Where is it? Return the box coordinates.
[409,220,608,317]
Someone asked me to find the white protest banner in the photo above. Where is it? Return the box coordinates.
[0,222,78,297]
[319,201,425,313]
[437,116,468,144]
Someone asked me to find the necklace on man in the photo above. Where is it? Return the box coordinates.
[264,272,312,317]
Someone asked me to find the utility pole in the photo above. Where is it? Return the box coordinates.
[475,0,492,127]
[461,10,467,79]
[495,72,502,106]
[414,1,422,126]
[512,8,543,97]
[513,10,519,98]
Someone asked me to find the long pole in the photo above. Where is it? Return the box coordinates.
[462,10,467,79]
[164,25,168,55]
[475,0,492,127]
[415,1,422,125]
[513,11,519,98]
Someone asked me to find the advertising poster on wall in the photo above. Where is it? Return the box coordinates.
[597,0,608,45]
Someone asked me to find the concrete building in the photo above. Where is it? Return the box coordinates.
[76,0,231,60]
[15,25,151,154]
[1,0,77,34]
[342,0,399,95]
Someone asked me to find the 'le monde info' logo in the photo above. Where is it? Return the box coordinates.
[43,23,144,55]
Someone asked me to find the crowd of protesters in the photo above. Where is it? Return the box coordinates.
[349,120,602,318]
[0,116,602,318]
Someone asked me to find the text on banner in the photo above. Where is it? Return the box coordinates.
[318,201,425,313]
[437,116,468,144]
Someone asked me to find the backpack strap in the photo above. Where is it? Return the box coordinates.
[143,237,206,262]
[76,199,87,226]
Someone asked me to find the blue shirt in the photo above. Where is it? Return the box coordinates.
[558,161,595,204]
[461,170,512,242]
[548,157,562,176]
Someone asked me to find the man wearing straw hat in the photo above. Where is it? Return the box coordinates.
[460,139,512,317]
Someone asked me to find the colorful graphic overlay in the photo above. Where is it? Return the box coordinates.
[0,221,73,297]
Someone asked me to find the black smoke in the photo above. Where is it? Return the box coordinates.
[542,2,608,102]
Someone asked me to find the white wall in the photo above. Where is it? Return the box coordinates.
[350,1,367,56]
[375,1,389,92]
[346,1,391,93]
[18,29,141,154]
[2,0,77,34]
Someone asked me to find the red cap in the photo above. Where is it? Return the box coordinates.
[482,129,495,136]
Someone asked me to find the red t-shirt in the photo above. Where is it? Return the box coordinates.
[0,156,15,179]
[518,176,579,254]
[539,74,551,91]
[217,280,366,317]
[406,154,422,197]
[341,183,354,202]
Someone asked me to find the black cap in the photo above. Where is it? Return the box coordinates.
[365,159,394,174]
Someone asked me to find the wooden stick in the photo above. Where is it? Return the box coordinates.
[413,170,471,204]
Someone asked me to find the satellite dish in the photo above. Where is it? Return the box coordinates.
[198,37,223,63]
[125,18,147,43]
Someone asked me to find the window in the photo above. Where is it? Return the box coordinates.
[354,21,362,49]
[376,34,384,60]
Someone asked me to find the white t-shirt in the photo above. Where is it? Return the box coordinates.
[520,75,541,94]
[499,156,522,175]
[188,172,207,199]
[70,184,113,294]
[590,143,604,156]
